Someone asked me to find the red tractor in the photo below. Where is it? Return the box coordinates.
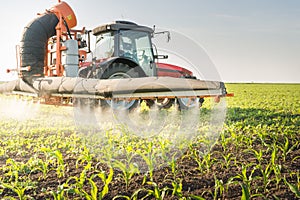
[76,20,202,109]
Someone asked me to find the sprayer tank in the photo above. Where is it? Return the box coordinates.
[62,40,79,77]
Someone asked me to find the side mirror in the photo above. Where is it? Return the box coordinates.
[152,25,171,42]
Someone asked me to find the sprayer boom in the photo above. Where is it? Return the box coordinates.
[1,76,232,106]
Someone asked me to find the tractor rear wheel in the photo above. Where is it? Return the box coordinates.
[100,62,141,111]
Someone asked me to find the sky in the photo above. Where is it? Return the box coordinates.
[0,0,299,83]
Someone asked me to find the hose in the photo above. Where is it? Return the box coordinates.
[19,12,59,85]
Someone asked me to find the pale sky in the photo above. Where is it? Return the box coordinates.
[0,0,299,83]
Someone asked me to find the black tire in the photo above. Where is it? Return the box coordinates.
[177,97,204,110]
[155,98,175,109]
[100,62,142,111]
[177,98,198,110]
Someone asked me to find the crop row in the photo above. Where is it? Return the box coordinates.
[0,83,299,199]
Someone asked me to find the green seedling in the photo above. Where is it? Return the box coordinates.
[284,177,300,198]
[0,181,34,200]
[171,179,183,198]
[137,142,156,180]
[213,175,224,200]
[278,137,298,162]
[51,184,67,200]
[222,152,234,169]
[97,168,114,199]
[144,181,169,200]
[112,159,139,190]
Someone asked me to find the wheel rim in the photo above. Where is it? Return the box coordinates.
[105,72,136,110]
[179,98,198,108]
[156,98,169,106]
[109,72,131,79]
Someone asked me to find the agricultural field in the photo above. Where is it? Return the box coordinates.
[0,83,299,199]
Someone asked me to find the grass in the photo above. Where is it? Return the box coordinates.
[0,83,299,199]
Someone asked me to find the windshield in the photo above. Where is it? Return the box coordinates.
[119,30,154,76]
[94,32,114,59]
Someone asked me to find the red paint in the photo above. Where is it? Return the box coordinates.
[79,61,193,78]
[156,63,193,78]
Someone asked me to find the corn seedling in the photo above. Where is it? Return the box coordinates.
[257,163,272,193]
[232,164,255,198]
[213,175,224,200]
[97,168,114,199]
[222,152,234,169]
[278,137,298,162]
[112,188,145,200]
[171,178,183,198]
[81,176,99,200]
[0,181,34,200]
[144,181,169,200]
[137,142,156,180]
[51,184,67,200]
[76,146,94,168]
[284,176,300,198]
[112,159,139,190]
[239,182,250,200]
[272,164,282,189]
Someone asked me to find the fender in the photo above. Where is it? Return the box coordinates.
[101,57,147,78]
[81,57,147,79]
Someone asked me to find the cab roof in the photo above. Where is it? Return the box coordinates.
[93,20,154,36]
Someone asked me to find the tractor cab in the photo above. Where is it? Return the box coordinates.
[92,21,156,76]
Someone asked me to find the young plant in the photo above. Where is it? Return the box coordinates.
[97,168,114,199]
[257,163,272,193]
[71,168,114,200]
[284,176,300,198]
[40,147,65,178]
[201,152,214,173]
[76,146,94,168]
[213,175,225,200]
[222,152,234,169]
[239,182,250,200]
[249,149,263,165]
[144,181,169,200]
[278,137,298,162]
[53,150,65,178]
[188,195,206,200]
[168,153,179,179]
[171,178,183,198]
[112,188,145,200]
[0,181,34,200]
[232,164,255,198]
[137,142,156,180]
[80,176,99,200]
[272,164,282,189]
[51,184,67,200]
[112,159,139,190]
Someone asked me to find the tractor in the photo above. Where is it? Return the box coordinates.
[76,20,203,110]
[1,1,233,110]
